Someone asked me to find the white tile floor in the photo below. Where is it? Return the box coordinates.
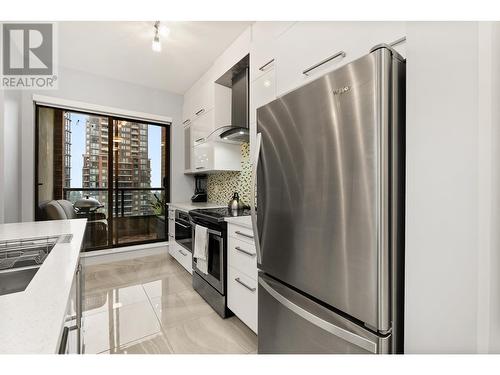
[82,252,257,354]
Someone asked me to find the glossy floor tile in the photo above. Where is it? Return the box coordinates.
[83,300,161,354]
[110,332,174,354]
[82,251,257,354]
[84,284,149,316]
[164,313,257,354]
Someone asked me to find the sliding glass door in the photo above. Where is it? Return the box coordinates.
[111,119,168,246]
[35,106,170,251]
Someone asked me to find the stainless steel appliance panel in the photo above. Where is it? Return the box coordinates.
[256,49,396,330]
[258,274,390,354]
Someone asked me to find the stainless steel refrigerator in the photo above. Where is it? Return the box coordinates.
[250,45,405,354]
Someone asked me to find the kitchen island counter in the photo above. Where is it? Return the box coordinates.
[0,219,86,354]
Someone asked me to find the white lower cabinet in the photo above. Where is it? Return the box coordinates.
[227,223,258,333]
[169,239,193,274]
[228,237,257,280]
[228,266,258,333]
[175,246,193,274]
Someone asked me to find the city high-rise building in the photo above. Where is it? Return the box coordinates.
[82,117,151,216]
[63,112,72,188]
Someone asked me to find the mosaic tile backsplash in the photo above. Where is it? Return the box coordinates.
[207,142,251,206]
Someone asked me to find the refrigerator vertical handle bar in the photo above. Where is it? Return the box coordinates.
[251,132,262,264]
[259,277,378,354]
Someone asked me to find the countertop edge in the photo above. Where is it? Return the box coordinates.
[0,219,86,354]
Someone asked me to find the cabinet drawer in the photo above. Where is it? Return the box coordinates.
[228,237,257,280]
[227,267,257,333]
[228,225,255,244]
[171,245,193,274]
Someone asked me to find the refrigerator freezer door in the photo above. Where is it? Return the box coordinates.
[258,274,390,354]
[257,48,395,331]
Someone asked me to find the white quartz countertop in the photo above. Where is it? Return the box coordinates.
[167,202,225,212]
[225,215,253,229]
[0,219,87,354]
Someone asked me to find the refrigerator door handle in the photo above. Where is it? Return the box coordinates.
[251,132,262,264]
[259,277,378,354]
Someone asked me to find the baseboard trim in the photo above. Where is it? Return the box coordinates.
[81,241,169,266]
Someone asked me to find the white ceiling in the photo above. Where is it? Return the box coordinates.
[57,21,252,94]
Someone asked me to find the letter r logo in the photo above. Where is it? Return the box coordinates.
[2,23,53,75]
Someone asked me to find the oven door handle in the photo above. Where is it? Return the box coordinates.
[175,221,191,229]
[191,222,222,237]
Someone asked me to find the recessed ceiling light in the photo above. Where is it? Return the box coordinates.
[152,21,162,52]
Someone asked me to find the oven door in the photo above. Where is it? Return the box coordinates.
[175,211,192,253]
[192,226,225,294]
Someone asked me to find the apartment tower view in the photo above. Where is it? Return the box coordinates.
[81,117,152,216]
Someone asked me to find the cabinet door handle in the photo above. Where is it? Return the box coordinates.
[258,58,275,71]
[302,51,346,76]
[235,230,254,239]
[179,249,187,256]
[235,246,256,257]
[196,166,205,170]
[195,137,205,143]
[182,119,191,125]
[195,108,205,116]
[235,277,256,292]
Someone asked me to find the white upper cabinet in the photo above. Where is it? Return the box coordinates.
[250,67,276,125]
[249,22,295,82]
[274,22,406,96]
[194,141,241,173]
[193,77,215,118]
[191,108,214,146]
[184,123,193,173]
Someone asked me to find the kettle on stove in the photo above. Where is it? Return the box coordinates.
[228,192,244,211]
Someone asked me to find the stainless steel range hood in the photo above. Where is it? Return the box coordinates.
[213,55,249,143]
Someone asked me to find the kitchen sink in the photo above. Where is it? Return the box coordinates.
[0,234,73,296]
[0,267,40,296]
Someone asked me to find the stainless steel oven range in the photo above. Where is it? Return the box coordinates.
[189,207,251,318]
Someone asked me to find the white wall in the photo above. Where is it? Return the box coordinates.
[488,22,500,353]
[404,21,500,353]
[1,66,191,223]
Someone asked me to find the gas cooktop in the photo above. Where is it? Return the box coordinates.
[190,207,251,221]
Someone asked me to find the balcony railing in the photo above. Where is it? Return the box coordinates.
[63,187,167,251]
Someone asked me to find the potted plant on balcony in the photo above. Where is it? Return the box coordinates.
[150,192,166,238]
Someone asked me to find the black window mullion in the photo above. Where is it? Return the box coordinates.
[107,115,114,247]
